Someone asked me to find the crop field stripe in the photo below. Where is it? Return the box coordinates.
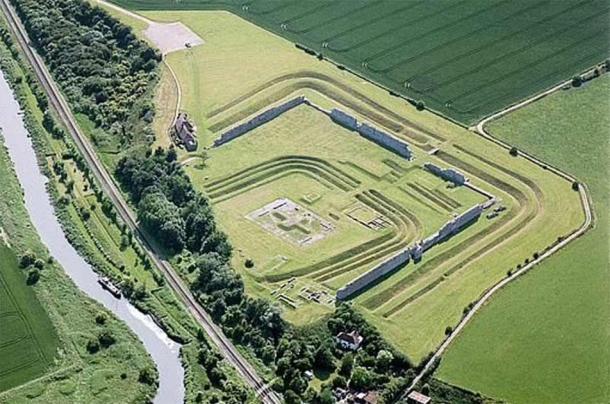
[364,0,511,66]
[389,0,591,80]
[424,9,609,102]
[373,0,550,74]
[452,43,610,113]
[0,275,46,364]
[328,0,469,53]
[436,16,609,101]
[278,2,336,25]
[288,1,378,35]
[322,1,427,46]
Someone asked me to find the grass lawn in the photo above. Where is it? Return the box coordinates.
[0,245,57,392]
[109,0,609,125]
[100,7,587,363]
[437,75,610,403]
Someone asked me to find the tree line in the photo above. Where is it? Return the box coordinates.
[10,0,160,147]
[117,148,416,402]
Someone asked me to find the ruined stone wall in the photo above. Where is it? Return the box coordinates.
[329,109,413,160]
[330,108,358,130]
[337,203,485,299]
[358,123,413,160]
[214,96,306,146]
[424,163,467,185]
[337,248,410,300]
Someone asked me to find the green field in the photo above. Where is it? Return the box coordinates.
[191,103,489,323]
[437,76,610,403]
[99,7,588,362]
[0,245,57,392]
[109,0,610,124]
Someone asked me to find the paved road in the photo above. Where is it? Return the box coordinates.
[402,82,594,396]
[0,2,281,403]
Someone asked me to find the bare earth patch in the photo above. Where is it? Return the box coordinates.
[144,22,204,55]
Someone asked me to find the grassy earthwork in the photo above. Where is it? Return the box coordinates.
[109,0,610,125]
[437,75,610,404]
[99,8,589,363]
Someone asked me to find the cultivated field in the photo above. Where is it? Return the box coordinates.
[438,76,610,403]
[108,9,589,362]
[0,245,57,392]
[109,0,610,124]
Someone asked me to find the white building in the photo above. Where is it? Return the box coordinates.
[336,330,364,351]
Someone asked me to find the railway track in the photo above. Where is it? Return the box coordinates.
[0,1,282,402]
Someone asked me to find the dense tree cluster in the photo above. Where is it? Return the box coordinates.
[116,148,231,255]
[116,148,417,400]
[11,0,160,143]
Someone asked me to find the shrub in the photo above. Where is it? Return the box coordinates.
[98,331,116,348]
[19,250,36,268]
[509,146,519,156]
[26,269,40,285]
[572,181,580,191]
[86,338,100,354]
[416,100,425,111]
[244,258,254,268]
[445,326,453,336]
[138,366,157,385]
[95,313,107,325]
[33,258,45,270]
[571,76,582,87]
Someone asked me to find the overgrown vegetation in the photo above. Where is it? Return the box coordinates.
[10,0,161,151]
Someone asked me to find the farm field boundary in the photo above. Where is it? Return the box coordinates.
[107,0,610,125]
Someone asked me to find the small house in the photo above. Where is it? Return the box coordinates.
[336,330,363,351]
[354,391,379,404]
[174,112,197,151]
[407,390,431,404]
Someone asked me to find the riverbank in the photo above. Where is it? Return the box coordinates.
[0,67,161,402]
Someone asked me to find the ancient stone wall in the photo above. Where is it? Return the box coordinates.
[336,248,410,300]
[358,123,413,160]
[424,163,467,185]
[214,96,306,146]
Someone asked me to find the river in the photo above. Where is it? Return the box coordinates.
[0,69,184,403]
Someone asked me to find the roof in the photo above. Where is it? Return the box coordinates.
[407,390,431,404]
[336,330,363,345]
[362,391,379,404]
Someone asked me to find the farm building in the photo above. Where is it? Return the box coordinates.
[173,113,197,151]
[336,330,363,351]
